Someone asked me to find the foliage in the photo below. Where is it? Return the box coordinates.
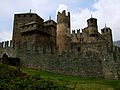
[22,67,120,90]
[0,64,70,90]
[1,63,120,90]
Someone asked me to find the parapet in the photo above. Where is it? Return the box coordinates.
[14,13,44,26]
[77,29,80,34]
[87,17,97,27]
[57,10,70,27]
[72,30,76,34]
[44,20,56,27]
[72,29,81,34]
[0,40,13,48]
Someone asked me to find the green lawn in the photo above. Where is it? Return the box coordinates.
[21,67,120,90]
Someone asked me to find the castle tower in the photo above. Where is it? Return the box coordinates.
[87,15,98,37]
[101,25,113,45]
[12,13,44,48]
[44,20,57,53]
[56,10,71,53]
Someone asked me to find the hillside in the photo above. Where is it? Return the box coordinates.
[22,67,120,90]
[0,63,69,90]
[1,63,120,90]
[114,40,120,47]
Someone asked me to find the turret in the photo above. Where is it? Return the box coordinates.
[57,10,70,29]
[44,20,57,53]
[44,20,56,37]
[101,25,113,45]
[12,13,44,48]
[56,10,71,54]
[87,15,98,37]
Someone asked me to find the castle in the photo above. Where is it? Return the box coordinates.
[0,10,120,79]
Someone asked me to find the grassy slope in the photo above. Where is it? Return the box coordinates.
[0,64,70,90]
[21,67,120,90]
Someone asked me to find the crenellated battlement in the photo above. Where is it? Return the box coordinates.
[57,10,70,17]
[57,10,70,28]
[44,20,56,27]
[72,30,76,34]
[0,40,12,48]
[72,29,81,34]
[71,29,83,43]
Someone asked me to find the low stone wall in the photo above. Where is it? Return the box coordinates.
[17,51,104,78]
[0,48,15,58]
[0,45,119,79]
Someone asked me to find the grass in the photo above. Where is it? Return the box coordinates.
[21,67,120,90]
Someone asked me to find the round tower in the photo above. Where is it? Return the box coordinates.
[101,25,113,45]
[56,10,71,54]
[87,15,98,37]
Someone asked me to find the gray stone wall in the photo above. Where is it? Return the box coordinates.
[0,40,15,58]
[14,41,118,79]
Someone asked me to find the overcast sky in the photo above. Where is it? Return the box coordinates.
[0,0,120,41]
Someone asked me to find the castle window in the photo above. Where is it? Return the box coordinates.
[82,39,83,42]
[24,15,26,17]
[77,47,81,52]
[106,29,108,32]
[90,19,93,23]
[30,14,32,17]
[102,30,104,33]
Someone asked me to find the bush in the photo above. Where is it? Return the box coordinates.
[0,64,70,90]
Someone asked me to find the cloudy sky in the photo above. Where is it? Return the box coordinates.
[0,0,120,41]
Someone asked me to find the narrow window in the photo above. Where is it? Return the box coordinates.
[106,29,108,32]
[102,30,104,33]
[30,14,32,17]
[24,15,26,17]
[78,47,81,52]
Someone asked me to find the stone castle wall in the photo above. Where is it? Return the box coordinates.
[0,40,15,58]
[0,10,120,80]
[12,40,118,79]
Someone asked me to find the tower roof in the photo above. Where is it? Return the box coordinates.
[103,23,111,29]
[15,13,44,21]
[87,15,97,22]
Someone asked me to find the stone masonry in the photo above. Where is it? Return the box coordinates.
[0,10,120,79]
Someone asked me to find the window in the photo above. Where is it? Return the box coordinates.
[102,30,104,33]
[90,19,93,23]
[78,47,81,52]
[30,14,32,17]
[82,39,83,42]
[24,15,26,17]
[106,29,108,32]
